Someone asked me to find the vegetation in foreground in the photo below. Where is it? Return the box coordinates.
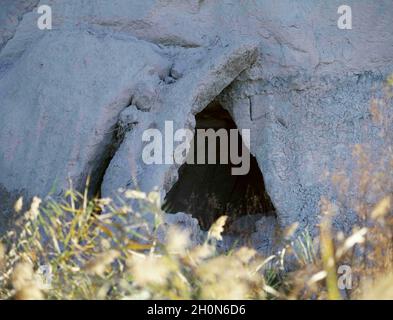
[0,77,393,300]
[0,179,392,300]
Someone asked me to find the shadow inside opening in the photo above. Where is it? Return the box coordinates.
[162,101,275,231]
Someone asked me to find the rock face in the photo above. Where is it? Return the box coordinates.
[1,1,393,251]
[0,0,39,51]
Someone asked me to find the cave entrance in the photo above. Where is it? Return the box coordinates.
[162,101,275,232]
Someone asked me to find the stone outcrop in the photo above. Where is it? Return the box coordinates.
[1,1,393,252]
[0,0,39,51]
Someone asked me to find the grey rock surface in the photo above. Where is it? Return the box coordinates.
[0,0,393,252]
[0,0,39,51]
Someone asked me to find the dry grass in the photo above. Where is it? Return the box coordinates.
[0,180,392,300]
[0,186,275,300]
[0,77,392,300]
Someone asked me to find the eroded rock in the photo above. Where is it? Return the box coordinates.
[0,1,392,253]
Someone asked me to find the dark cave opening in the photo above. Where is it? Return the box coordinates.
[162,101,275,231]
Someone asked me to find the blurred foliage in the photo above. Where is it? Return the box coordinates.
[0,76,393,300]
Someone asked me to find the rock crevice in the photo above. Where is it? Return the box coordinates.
[0,1,392,253]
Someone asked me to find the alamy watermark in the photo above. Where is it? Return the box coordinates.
[337,264,353,290]
[141,121,251,176]
[37,264,53,290]
[338,5,352,30]
[37,5,52,30]
[36,4,353,31]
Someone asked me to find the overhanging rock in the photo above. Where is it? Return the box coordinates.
[0,1,392,253]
